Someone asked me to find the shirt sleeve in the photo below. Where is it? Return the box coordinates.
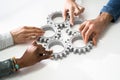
[0,32,14,50]
[0,59,15,78]
[100,0,120,22]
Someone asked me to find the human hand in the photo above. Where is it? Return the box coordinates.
[16,41,53,68]
[79,12,113,46]
[10,26,45,44]
[63,0,84,25]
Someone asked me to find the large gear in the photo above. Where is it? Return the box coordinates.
[46,39,70,60]
[37,11,94,60]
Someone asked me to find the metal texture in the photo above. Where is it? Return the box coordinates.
[37,11,94,60]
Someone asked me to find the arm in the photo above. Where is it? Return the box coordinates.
[0,32,14,50]
[101,0,120,22]
[0,41,52,77]
[0,26,44,50]
[79,0,120,46]
[63,0,84,25]
[79,12,113,45]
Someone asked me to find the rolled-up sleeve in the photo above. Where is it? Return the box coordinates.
[0,32,14,50]
[100,0,120,22]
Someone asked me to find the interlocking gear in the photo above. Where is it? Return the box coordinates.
[46,39,70,60]
[37,11,94,60]
[68,32,93,54]
[47,11,70,29]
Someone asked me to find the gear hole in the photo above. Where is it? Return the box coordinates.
[72,35,85,47]
[48,41,64,53]
[42,25,56,37]
[52,13,64,23]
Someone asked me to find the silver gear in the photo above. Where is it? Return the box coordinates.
[38,24,61,44]
[69,32,93,54]
[46,39,70,60]
[47,11,69,29]
[37,11,94,60]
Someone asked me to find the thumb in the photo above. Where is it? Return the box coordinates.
[32,40,37,46]
[92,34,99,46]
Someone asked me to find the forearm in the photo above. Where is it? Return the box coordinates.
[100,0,120,22]
[98,12,113,25]
[0,32,14,50]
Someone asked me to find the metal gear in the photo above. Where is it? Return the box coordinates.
[69,32,93,54]
[37,11,94,60]
[46,39,70,60]
[47,11,69,30]
[38,24,61,44]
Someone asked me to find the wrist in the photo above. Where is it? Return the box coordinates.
[15,58,25,69]
[10,31,17,44]
[97,12,113,24]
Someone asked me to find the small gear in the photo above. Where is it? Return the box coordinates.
[47,11,69,29]
[46,39,70,60]
[38,24,61,44]
[69,32,94,54]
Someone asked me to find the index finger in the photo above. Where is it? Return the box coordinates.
[69,6,75,25]
[63,8,68,21]
[84,27,93,44]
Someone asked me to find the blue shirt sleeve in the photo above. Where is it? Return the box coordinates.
[100,0,120,22]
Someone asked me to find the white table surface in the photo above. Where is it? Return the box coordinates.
[0,0,120,80]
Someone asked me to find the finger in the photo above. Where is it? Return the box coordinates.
[25,36,37,41]
[32,41,37,46]
[63,8,68,21]
[23,27,45,34]
[78,5,85,14]
[69,6,75,25]
[26,29,45,34]
[84,27,93,44]
[74,8,80,16]
[23,26,43,31]
[79,21,86,31]
[92,34,99,46]
[45,50,53,55]
[25,33,44,38]
[81,25,89,42]
[74,5,82,16]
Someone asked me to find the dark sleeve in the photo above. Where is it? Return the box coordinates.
[100,0,120,22]
[0,59,15,78]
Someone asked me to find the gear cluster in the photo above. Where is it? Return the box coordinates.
[37,11,94,60]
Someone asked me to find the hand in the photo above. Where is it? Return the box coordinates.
[79,12,113,46]
[16,41,53,68]
[63,0,84,25]
[10,26,45,44]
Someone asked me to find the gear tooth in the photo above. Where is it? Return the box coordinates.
[57,54,63,59]
[65,50,69,55]
[78,49,82,54]
[60,54,63,59]
[62,53,67,57]
[54,54,58,60]
[75,49,79,54]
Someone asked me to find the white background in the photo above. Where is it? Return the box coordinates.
[0,0,120,80]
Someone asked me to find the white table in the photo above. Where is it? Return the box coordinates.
[0,0,120,80]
